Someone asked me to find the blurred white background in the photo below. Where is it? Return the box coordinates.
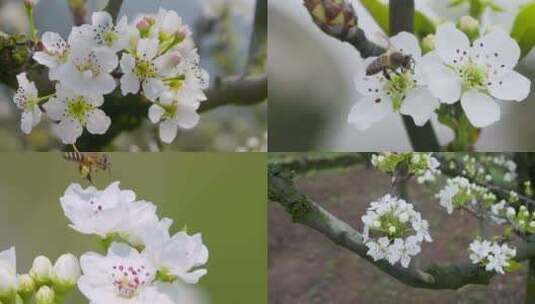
[269,0,535,151]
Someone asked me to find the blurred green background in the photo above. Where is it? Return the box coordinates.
[0,152,267,303]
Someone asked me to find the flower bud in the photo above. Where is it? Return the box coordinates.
[23,0,39,7]
[457,16,480,41]
[388,225,396,234]
[0,247,17,299]
[17,274,35,295]
[304,0,358,38]
[52,253,81,289]
[30,256,52,284]
[506,207,516,218]
[421,34,435,53]
[35,286,55,304]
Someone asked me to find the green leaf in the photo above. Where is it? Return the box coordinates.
[505,260,522,272]
[511,2,535,58]
[359,0,436,39]
[360,0,389,34]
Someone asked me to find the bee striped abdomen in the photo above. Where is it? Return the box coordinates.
[63,152,85,163]
[366,55,390,76]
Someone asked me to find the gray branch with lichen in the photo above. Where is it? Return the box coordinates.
[268,161,535,289]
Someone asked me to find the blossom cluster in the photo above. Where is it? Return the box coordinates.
[0,247,81,304]
[14,8,209,145]
[435,176,496,214]
[371,152,440,183]
[469,239,516,274]
[60,181,208,303]
[362,194,432,268]
[491,201,535,232]
[349,21,531,130]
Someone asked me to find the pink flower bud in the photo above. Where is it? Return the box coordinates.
[136,18,150,31]
[23,0,39,6]
[169,52,183,66]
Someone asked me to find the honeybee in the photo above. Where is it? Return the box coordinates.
[366,33,414,79]
[63,152,111,183]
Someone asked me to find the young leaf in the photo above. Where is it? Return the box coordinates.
[511,2,535,58]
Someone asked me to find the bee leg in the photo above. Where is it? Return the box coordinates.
[383,69,391,81]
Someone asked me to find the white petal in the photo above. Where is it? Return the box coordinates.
[488,70,531,102]
[347,97,392,130]
[390,31,421,60]
[33,52,59,68]
[162,10,181,34]
[86,109,111,135]
[148,104,165,123]
[143,78,165,101]
[418,55,461,104]
[91,11,113,28]
[56,118,83,144]
[93,47,118,73]
[16,73,38,97]
[43,98,66,121]
[400,87,439,126]
[91,73,117,95]
[0,247,15,273]
[120,72,140,96]
[471,29,521,70]
[137,38,159,60]
[159,120,178,143]
[461,90,500,127]
[435,23,470,66]
[120,54,136,72]
[175,102,200,129]
[41,32,68,54]
[21,111,34,134]
[355,72,383,97]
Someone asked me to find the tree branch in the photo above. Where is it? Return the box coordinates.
[245,0,267,74]
[199,74,267,112]
[104,0,123,22]
[268,164,535,290]
[271,153,368,174]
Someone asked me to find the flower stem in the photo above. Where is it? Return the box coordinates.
[37,93,54,103]
[24,4,37,43]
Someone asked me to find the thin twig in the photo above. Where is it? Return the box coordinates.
[104,0,123,22]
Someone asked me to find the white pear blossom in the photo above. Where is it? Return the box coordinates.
[57,42,118,96]
[143,230,209,284]
[70,11,129,52]
[349,32,440,130]
[469,239,516,274]
[0,247,17,297]
[361,195,431,268]
[13,72,41,134]
[120,38,173,101]
[419,23,531,127]
[33,32,70,80]
[78,242,161,303]
[148,99,200,143]
[43,85,110,144]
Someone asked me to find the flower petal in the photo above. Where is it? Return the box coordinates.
[93,46,118,73]
[471,29,521,70]
[488,70,531,102]
[347,97,392,130]
[148,104,165,123]
[143,78,165,101]
[56,118,83,144]
[120,54,136,72]
[137,38,159,60]
[175,102,200,129]
[91,11,113,28]
[43,98,66,121]
[390,31,421,60]
[120,72,140,96]
[41,32,68,54]
[435,23,470,66]
[399,87,439,126]
[461,90,500,127]
[86,109,111,135]
[159,120,178,143]
[417,54,461,104]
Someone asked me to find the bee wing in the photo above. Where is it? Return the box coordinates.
[374,31,392,51]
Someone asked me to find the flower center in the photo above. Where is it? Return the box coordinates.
[101,29,118,47]
[383,71,415,111]
[458,61,487,90]
[377,211,411,238]
[66,97,93,124]
[111,263,152,298]
[134,60,157,79]
[75,53,101,78]
[161,103,177,120]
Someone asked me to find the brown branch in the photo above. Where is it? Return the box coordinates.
[199,74,267,112]
[103,0,123,22]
